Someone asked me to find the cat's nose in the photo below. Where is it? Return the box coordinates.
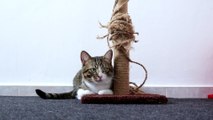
[97,76,102,81]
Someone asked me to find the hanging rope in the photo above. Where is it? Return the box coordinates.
[97,0,148,94]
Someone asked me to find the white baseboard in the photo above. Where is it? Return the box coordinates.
[142,86,212,98]
[0,86,212,98]
[0,86,73,96]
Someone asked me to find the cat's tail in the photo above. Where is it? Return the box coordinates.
[35,89,76,99]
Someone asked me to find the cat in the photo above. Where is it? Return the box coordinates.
[35,50,114,100]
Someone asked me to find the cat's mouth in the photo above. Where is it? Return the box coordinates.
[95,76,103,82]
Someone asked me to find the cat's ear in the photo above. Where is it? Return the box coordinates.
[104,50,113,62]
[81,51,91,65]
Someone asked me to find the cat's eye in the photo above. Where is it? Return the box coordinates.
[90,68,96,72]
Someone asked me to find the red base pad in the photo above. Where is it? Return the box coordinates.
[208,94,213,99]
[81,94,168,104]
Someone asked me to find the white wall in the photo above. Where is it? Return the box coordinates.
[0,0,212,87]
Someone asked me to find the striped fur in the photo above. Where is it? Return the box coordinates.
[35,50,113,99]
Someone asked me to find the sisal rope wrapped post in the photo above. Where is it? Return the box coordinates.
[109,0,136,95]
[98,0,143,95]
[113,48,130,94]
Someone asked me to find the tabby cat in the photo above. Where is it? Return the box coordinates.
[35,50,114,100]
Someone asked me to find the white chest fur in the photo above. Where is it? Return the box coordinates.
[83,77,112,93]
[76,77,113,100]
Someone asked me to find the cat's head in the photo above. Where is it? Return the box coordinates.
[80,50,113,83]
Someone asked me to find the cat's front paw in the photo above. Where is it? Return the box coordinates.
[77,89,94,100]
[98,89,113,95]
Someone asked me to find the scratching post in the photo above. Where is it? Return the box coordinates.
[109,0,135,95]
[81,0,168,104]
[113,49,129,95]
